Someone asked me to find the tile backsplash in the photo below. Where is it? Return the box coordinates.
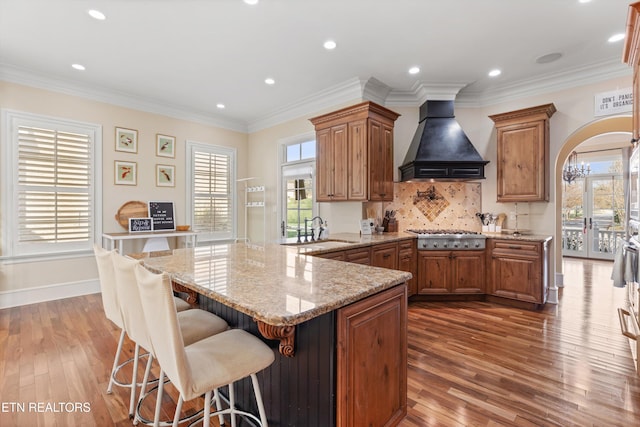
[364,182,483,232]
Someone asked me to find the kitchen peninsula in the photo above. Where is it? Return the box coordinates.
[133,235,412,427]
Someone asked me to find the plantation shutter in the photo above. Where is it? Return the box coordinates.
[16,125,92,246]
[192,148,233,240]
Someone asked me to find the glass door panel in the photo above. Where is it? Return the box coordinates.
[562,178,586,257]
[284,177,313,239]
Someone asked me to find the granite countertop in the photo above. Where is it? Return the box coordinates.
[134,240,412,327]
[283,231,416,255]
[482,232,553,242]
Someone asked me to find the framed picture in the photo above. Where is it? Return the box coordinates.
[156,164,175,187]
[156,134,176,158]
[115,127,138,153]
[115,160,137,185]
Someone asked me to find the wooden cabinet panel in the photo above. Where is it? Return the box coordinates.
[337,285,407,427]
[316,250,346,261]
[398,241,417,296]
[310,101,400,202]
[417,250,485,294]
[452,251,485,293]
[345,247,371,265]
[368,120,394,202]
[348,120,367,201]
[316,124,348,201]
[417,251,450,294]
[371,242,398,270]
[489,104,556,202]
[623,3,640,141]
[488,238,549,305]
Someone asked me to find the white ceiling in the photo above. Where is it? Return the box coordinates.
[0,0,633,133]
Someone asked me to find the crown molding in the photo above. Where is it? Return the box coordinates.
[246,77,367,133]
[0,63,249,133]
[1,59,632,135]
[454,59,632,108]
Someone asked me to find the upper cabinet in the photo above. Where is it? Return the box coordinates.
[310,102,400,202]
[489,103,556,203]
[623,2,640,141]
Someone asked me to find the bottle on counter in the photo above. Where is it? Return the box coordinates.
[322,221,329,239]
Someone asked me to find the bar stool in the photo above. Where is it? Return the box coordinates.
[111,251,229,422]
[93,245,190,396]
[134,263,275,427]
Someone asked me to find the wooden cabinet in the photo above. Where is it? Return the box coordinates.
[489,104,556,202]
[488,239,550,305]
[416,250,485,294]
[344,247,371,265]
[624,3,640,141]
[397,240,417,296]
[371,242,398,270]
[310,102,400,202]
[337,284,407,427]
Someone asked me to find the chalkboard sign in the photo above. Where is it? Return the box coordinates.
[148,201,176,231]
[129,217,153,233]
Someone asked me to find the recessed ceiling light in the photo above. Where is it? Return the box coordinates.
[323,40,337,50]
[244,0,259,5]
[578,0,591,3]
[408,66,420,75]
[216,103,225,109]
[535,52,563,64]
[608,33,625,43]
[264,78,275,85]
[88,9,106,20]
[72,64,86,71]
[488,69,501,77]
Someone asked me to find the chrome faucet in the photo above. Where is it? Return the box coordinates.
[310,216,325,240]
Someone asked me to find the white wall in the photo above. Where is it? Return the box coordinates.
[0,81,248,306]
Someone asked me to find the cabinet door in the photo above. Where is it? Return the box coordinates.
[398,241,417,296]
[337,285,407,427]
[451,251,485,293]
[371,242,398,270]
[332,124,349,200]
[316,128,333,202]
[490,253,541,303]
[417,251,451,293]
[496,120,547,202]
[368,120,394,202]
[347,120,367,201]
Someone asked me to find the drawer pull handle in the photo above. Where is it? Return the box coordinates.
[508,245,521,250]
[617,308,638,341]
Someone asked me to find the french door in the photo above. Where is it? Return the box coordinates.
[562,174,624,260]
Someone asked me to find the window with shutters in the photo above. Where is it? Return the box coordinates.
[1,110,102,258]
[186,141,236,242]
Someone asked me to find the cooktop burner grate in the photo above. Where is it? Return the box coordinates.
[406,229,479,235]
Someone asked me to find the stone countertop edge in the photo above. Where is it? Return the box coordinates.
[134,241,412,328]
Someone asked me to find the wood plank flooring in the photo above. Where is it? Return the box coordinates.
[0,257,639,426]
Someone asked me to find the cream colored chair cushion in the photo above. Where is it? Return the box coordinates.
[174,297,191,312]
[134,264,275,402]
[93,245,122,328]
[112,252,229,350]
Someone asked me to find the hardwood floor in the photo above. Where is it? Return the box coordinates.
[401,257,640,427]
[0,257,639,426]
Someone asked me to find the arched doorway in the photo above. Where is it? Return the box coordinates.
[554,115,632,288]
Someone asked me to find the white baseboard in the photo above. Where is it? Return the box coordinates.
[0,279,100,309]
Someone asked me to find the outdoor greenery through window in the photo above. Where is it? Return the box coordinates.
[2,111,101,257]
[187,141,235,242]
[282,139,315,239]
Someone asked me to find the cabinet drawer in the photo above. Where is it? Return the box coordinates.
[492,240,539,256]
[345,247,371,265]
[398,240,415,252]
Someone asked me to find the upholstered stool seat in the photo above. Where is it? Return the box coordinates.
[110,251,229,423]
[135,264,275,427]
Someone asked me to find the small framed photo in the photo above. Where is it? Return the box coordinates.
[156,134,176,158]
[115,160,137,185]
[115,127,138,153]
[156,164,175,187]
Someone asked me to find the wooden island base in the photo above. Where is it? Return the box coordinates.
[197,284,408,427]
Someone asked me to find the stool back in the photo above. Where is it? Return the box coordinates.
[93,245,122,328]
[134,264,190,395]
[112,252,153,351]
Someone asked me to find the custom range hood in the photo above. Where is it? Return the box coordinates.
[399,100,489,181]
